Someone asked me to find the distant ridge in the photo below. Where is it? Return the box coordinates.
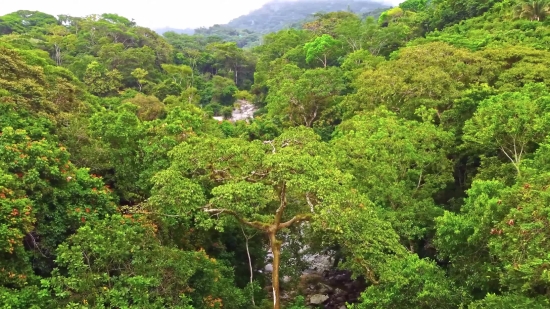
[155,0,390,48]
[155,27,194,35]
[156,0,389,36]
[227,0,389,33]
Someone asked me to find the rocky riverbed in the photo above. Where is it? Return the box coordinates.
[232,100,256,121]
[263,248,366,308]
[213,100,256,122]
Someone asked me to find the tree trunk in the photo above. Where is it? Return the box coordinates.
[242,227,256,307]
[269,231,281,309]
[55,44,62,66]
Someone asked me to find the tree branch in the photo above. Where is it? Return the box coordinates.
[241,226,256,307]
[279,214,313,230]
[306,193,315,213]
[204,208,269,231]
[274,182,287,227]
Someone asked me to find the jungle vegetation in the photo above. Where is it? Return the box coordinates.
[2,0,550,308]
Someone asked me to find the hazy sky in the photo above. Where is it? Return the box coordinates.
[0,0,401,29]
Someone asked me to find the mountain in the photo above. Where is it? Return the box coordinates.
[157,0,390,48]
[227,0,390,34]
[155,27,194,35]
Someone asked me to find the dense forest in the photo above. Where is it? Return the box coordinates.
[2,0,550,308]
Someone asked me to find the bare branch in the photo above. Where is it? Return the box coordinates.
[306,193,315,213]
[274,182,287,227]
[279,214,313,229]
[241,226,256,307]
[204,208,269,231]
[263,140,276,154]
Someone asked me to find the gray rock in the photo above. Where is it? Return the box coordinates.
[310,294,329,305]
[231,100,256,121]
[212,100,257,123]
[318,283,333,294]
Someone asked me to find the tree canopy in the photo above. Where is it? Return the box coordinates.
[3,0,550,307]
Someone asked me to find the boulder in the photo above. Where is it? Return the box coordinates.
[310,294,329,305]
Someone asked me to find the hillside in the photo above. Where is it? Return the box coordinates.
[158,0,390,48]
[155,27,194,35]
[227,0,390,33]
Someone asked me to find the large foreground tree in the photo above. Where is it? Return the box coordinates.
[148,127,398,308]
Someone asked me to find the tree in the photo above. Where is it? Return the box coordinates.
[435,139,550,302]
[480,46,550,91]
[233,90,254,102]
[84,61,122,97]
[148,127,377,309]
[462,83,550,175]
[124,93,165,121]
[469,294,549,308]
[357,254,467,308]
[342,42,491,121]
[0,126,117,287]
[131,68,148,92]
[46,214,246,308]
[514,0,550,21]
[0,46,52,115]
[253,29,312,89]
[0,10,58,34]
[161,64,193,87]
[45,25,76,66]
[378,7,406,25]
[206,42,251,86]
[303,34,339,68]
[303,11,359,37]
[340,49,385,81]
[400,0,429,12]
[266,66,344,127]
[210,75,238,105]
[427,0,500,30]
[332,107,454,246]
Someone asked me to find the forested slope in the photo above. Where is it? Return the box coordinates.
[160,0,389,48]
[227,0,389,33]
[2,0,550,308]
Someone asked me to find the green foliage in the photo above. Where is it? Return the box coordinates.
[0,126,117,285]
[47,214,246,308]
[266,66,344,127]
[378,7,406,25]
[333,107,454,244]
[303,34,339,67]
[358,254,468,308]
[194,25,262,48]
[343,41,493,121]
[4,2,550,308]
[463,83,550,174]
[0,11,58,35]
[84,61,122,97]
[468,294,549,308]
[210,75,238,105]
[400,0,429,12]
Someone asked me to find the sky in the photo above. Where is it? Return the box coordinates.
[0,0,401,30]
